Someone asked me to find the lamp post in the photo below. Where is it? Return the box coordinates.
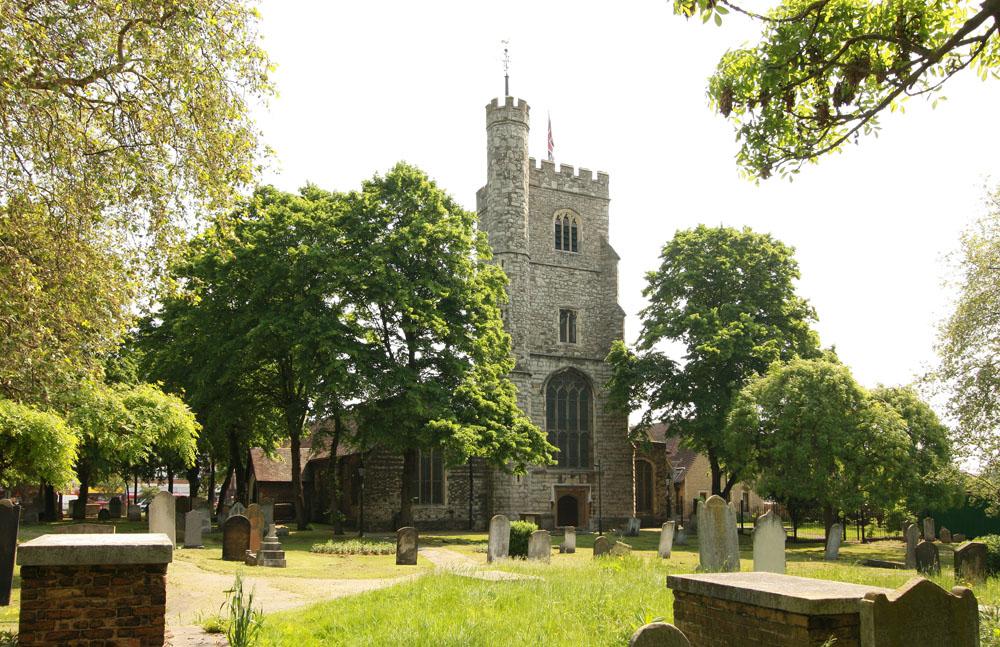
[357,458,366,538]
[595,459,603,536]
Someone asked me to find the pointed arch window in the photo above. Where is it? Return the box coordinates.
[545,372,592,469]
[554,210,580,253]
[635,460,653,514]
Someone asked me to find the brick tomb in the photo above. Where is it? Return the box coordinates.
[17,533,173,647]
[668,572,892,647]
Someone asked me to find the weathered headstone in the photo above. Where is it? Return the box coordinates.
[752,510,786,574]
[193,500,212,534]
[0,500,19,606]
[954,541,987,583]
[527,530,551,562]
[108,496,122,519]
[560,526,576,554]
[939,527,952,544]
[127,504,142,522]
[629,622,692,647]
[923,516,936,542]
[183,510,204,548]
[229,502,246,518]
[915,539,940,575]
[487,514,510,563]
[246,503,264,553]
[593,535,611,557]
[625,517,641,537]
[658,521,675,559]
[902,520,914,534]
[396,527,418,565]
[825,523,842,561]
[148,490,176,545]
[258,527,286,567]
[610,541,632,556]
[97,508,110,520]
[905,524,920,569]
[261,497,274,530]
[674,526,687,546]
[954,533,967,543]
[51,523,115,534]
[697,495,740,573]
[222,515,251,561]
[859,577,978,647]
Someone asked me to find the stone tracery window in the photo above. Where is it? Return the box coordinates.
[554,210,579,253]
[546,371,591,469]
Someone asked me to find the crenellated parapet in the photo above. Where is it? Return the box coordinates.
[528,157,609,199]
[486,96,531,128]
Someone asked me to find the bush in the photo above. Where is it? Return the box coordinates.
[310,539,395,555]
[978,534,1000,574]
[509,521,537,558]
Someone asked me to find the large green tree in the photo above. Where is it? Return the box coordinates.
[0,399,78,489]
[673,0,1000,179]
[607,225,819,497]
[0,0,272,403]
[342,163,552,527]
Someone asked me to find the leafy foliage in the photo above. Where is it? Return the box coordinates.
[509,521,538,558]
[672,0,1000,179]
[310,539,396,556]
[0,398,78,488]
[223,572,264,647]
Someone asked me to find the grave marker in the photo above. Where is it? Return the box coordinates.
[98,508,110,520]
[127,505,142,522]
[246,503,264,553]
[487,514,510,563]
[149,490,176,545]
[939,527,952,543]
[560,526,576,554]
[0,500,19,606]
[825,523,842,561]
[222,515,250,561]
[659,521,675,559]
[752,510,786,574]
[108,496,122,519]
[193,500,212,534]
[953,542,987,583]
[261,498,274,530]
[625,517,641,537]
[923,516,935,542]
[183,511,204,548]
[954,533,967,543]
[527,530,550,562]
[629,622,691,647]
[229,502,246,518]
[915,539,940,575]
[674,526,687,546]
[859,577,978,647]
[610,540,632,556]
[905,524,920,569]
[396,527,418,565]
[593,535,611,557]
[697,495,740,572]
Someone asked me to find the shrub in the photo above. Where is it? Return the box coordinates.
[195,611,227,634]
[509,521,537,558]
[979,534,1000,574]
[310,539,395,555]
[0,630,16,647]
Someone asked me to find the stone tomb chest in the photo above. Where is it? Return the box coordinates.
[668,572,892,647]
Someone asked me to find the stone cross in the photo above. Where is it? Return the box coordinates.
[915,539,940,575]
[527,530,550,562]
[752,510,786,574]
[628,622,692,647]
[904,524,919,569]
[148,490,176,545]
[658,521,675,559]
[825,523,842,561]
[939,527,952,543]
[923,517,936,542]
[560,526,576,554]
[222,515,251,561]
[108,497,122,519]
[697,495,740,573]
[245,503,264,553]
[487,514,510,563]
[183,511,204,549]
[127,504,142,522]
[396,527,418,565]
[0,500,19,606]
[593,535,611,557]
[859,577,978,647]
[953,542,987,583]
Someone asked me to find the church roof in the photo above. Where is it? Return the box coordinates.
[645,424,699,484]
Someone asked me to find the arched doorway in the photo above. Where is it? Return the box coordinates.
[557,495,579,527]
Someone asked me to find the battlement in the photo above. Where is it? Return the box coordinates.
[486,96,530,128]
[528,157,609,198]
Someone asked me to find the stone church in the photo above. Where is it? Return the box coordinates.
[253,96,635,531]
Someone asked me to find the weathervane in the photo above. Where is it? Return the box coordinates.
[502,39,510,96]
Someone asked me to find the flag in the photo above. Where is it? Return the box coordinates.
[547,113,554,162]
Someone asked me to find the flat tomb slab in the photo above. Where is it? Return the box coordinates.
[17,532,173,566]
[667,572,892,616]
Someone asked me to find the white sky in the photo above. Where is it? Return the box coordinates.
[252,1,999,413]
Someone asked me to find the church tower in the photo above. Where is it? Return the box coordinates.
[477,97,633,530]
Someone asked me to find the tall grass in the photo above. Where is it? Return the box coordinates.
[224,572,264,647]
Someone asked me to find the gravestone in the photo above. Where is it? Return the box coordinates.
[183,510,204,548]
[51,523,115,534]
[261,498,274,530]
[258,527,286,567]
[487,514,510,563]
[625,517,641,537]
[149,491,176,545]
[954,533,967,543]
[752,510,786,574]
[222,515,251,561]
[915,539,940,575]
[923,516,936,542]
[629,622,691,647]
[825,523,842,561]
[527,530,550,562]
[903,520,914,533]
[97,508,110,520]
[560,526,576,554]
[939,527,952,544]
[659,521,675,559]
[610,541,632,556]
[193,500,212,534]
[126,505,142,522]
[697,495,740,573]
[859,577,978,647]
[593,535,611,557]
[905,524,920,569]
[218,504,231,525]
[674,526,687,546]
[396,527,418,565]
[0,500,20,606]
[230,502,246,518]
[953,542,987,583]
[246,503,264,553]
[108,497,122,519]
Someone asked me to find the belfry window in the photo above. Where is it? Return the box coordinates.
[546,372,592,469]
[559,309,577,344]
[554,211,579,252]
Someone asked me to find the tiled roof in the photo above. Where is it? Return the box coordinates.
[250,438,357,484]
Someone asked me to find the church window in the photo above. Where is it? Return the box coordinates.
[545,372,592,469]
[554,210,580,252]
[559,309,577,343]
[412,449,444,505]
[635,460,653,514]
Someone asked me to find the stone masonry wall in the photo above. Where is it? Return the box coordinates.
[19,563,167,647]
[672,590,861,647]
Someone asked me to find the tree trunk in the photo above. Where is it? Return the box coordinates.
[327,415,344,534]
[216,465,234,517]
[290,428,307,530]
[823,505,835,541]
[398,448,417,528]
[167,469,174,493]
[208,459,216,507]
[186,459,201,500]
[227,427,247,505]
[43,482,56,521]
[75,463,90,520]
